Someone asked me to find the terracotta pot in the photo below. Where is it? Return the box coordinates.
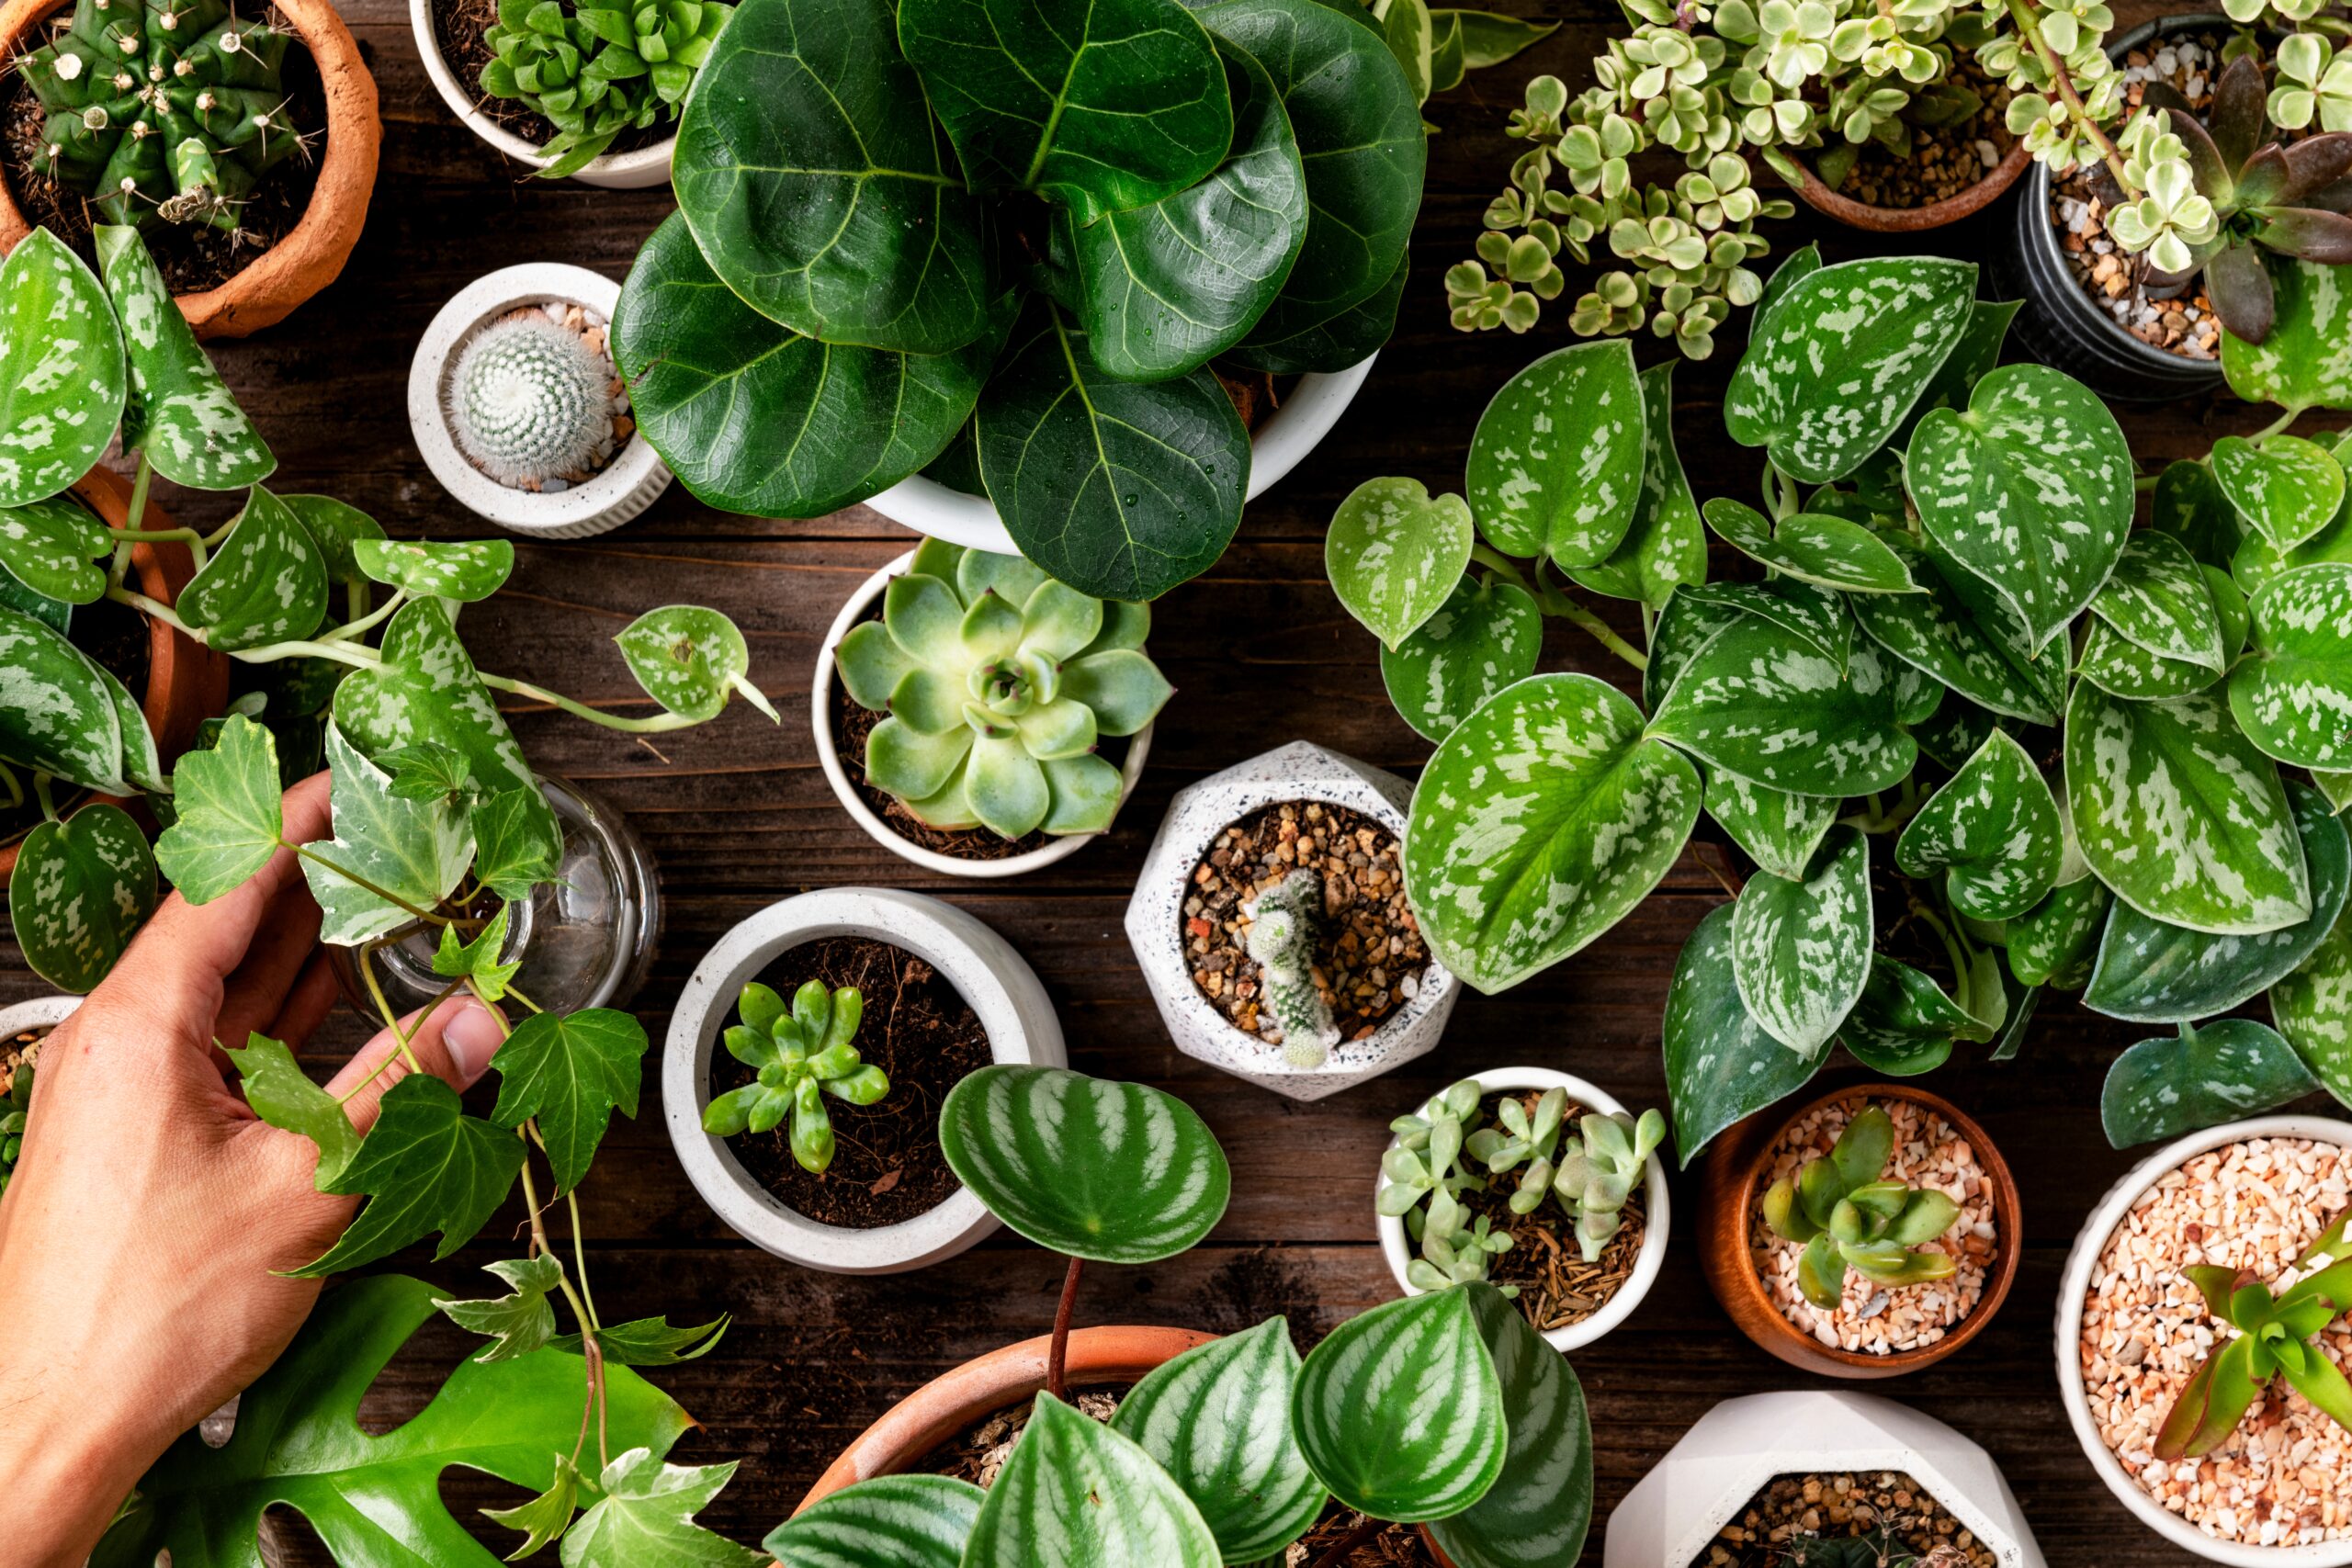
[0,0,379,338]
[1782,137,2032,232]
[1698,1078,2022,1379]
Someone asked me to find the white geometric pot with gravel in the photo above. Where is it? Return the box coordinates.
[409,263,673,541]
[662,888,1068,1275]
[1374,1066,1670,1354]
[1604,1390,2048,1568]
[2055,1112,2352,1567]
[412,0,676,189]
[1123,739,1459,1102]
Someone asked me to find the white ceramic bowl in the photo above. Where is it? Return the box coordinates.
[864,354,1377,553]
[1374,1066,1669,1354]
[662,888,1068,1274]
[812,552,1155,879]
[409,263,673,539]
[411,0,674,188]
[0,995,79,1041]
[2055,1113,2352,1566]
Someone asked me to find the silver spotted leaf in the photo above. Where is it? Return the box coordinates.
[1566,360,1704,610]
[1326,476,1474,650]
[2090,530,2226,671]
[2214,434,2346,553]
[1645,583,1747,713]
[1730,824,1871,1057]
[1292,1287,1505,1523]
[762,1474,980,1568]
[1425,1281,1594,1568]
[0,228,124,509]
[0,495,110,605]
[2273,902,2352,1110]
[1894,729,2064,922]
[2100,1018,2321,1149]
[177,488,330,652]
[95,225,272,492]
[2006,876,2109,990]
[964,1393,1219,1568]
[1846,537,2063,724]
[332,597,538,800]
[2231,561,2352,769]
[1465,341,1645,568]
[0,604,122,793]
[2080,565,2248,701]
[1907,687,2008,772]
[1662,904,1823,1167]
[1705,770,1837,882]
[282,494,387,591]
[1701,498,1917,595]
[1647,619,1917,797]
[616,605,775,724]
[2156,456,2245,570]
[1379,575,1541,744]
[353,539,514,604]
[8,802,155,993]
[2230,450,2352,594]
[1674,579,1848,671]
[2222,255,2352,414]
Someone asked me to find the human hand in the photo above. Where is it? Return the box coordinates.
[0,772,510,1568]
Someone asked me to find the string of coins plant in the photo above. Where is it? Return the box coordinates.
[1327,246,2352,1167]
[477,0,734,178]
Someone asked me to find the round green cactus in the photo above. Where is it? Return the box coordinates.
[446,309,616,488]
[834,539,1174,842]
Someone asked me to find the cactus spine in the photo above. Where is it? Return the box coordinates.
[1246,869,1340,1069]
[446,308,616,489]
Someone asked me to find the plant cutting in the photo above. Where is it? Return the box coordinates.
[609,0,1429,604]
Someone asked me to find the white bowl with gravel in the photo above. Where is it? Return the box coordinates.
[1124,740,1459,1102]
[411,0,675,189]
[1374,1066,1668,1354]
[2058,1114,2352,1564]
[409,263,673,540]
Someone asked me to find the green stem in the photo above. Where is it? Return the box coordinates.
[355,943,426,1077]
[107,584,187,631]
[517,1125,608,1472]
[1771,463,1800,523]
[1533,570,1647,671]
[31,772,56,823]
[0,762,20,813]
[296,844,452,929]
[320,589,405,645]
[122,451,153,539]
[565,1186,602,1334]
[227,637,384,670]
[335,975,464,1106]
[476,671,698,733]
[2005,0,2133,189]
[2248,403,2307,445]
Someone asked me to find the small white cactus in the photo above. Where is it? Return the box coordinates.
[446,308,616,490]
[1245,870,1340,1069]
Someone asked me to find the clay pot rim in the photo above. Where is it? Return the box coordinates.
[1783,135,2033,232]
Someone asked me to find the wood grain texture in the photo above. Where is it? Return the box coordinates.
[0,0,2306,1562]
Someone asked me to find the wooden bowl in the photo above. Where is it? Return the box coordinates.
[1781,138,2033,233]
[1698,1078,2023,1379]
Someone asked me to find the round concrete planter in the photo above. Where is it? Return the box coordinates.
[412,0,674,188]
[1124,740,1459,1101]
[1375,1066,1669,1353]
[663,888,1067,1274]
[0,995,79,1041]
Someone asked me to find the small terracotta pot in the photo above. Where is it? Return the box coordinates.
[1698,1078,2022,1379]
[0,0,379,338]
[1782,137,2032,232]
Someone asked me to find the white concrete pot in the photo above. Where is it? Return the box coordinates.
[865,355,1377,553]
[663,888,1067,1274]
[813,553,1155,879]
[1605,1391,2047,1568]
[409,264,673,539]
[412,0,675,188]
[1124,740,1458,1101]
[2055,1113,2352,1566]
[1374,1066,1669,1354]
[0,995,79,1041]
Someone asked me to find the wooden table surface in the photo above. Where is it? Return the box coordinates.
[2,0,2302,1561]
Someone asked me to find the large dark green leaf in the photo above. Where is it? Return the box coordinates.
[1662,904,1822,1167]
[763,1476,982,1568]
[0,228,124,508]
[1730,826,1870,1058]
[1566,360,1705,610]
[1225,247,1408,375]
[176,488,329,652]
[1378,574,1540,743]
[966,1393,1219,1568]
[1293,1288,1504,1523]
[2222,255,2352,413]
[1465,341,1644,567]
[0,604,122,793]
[2100,1018,2322,1148]
[1425,1282,1594,1568]
[295,1075,526,1277]
[1847,539,2062,724]
[2232,562,2352,769]
[1894,730,2064,922]
[95,224,273,491]
[1647,620,1917,797]
[8,803,154,993]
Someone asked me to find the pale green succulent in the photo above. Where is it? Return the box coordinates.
[1758,0,1838,87]
[702,979,888,1173]
[2109,111,2220,273]
[447,310,616,488]
[1553,1108,1666,1261]
[1382,1080,1518,1292]
[1762,1104,1962,1311]
[1244,871,1339,1069]
[834,538,1173,841]
[2272,33,2352,133]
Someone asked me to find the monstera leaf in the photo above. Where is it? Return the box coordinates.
[1731,826,1871,1058]
[1424,1282,1594,1568]
[1648,621,1917,797]
[2233,563,2352,769]
[1895,730,2064,921]
[967,1393,1220,1568]
[1464,341,1644,567]
[1663,905,1823,1166]
[1379,575,1541,743]
[0,228,125,509]
[1292,1288,1505,1523]
[2100,1018,2322,1148]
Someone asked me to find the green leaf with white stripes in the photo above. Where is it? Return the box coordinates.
[95,224,272,492]
[2273,903,2352,1109]
[1724,255,1976,484]
[1465,341,1644,568]
[1908,688,2007,771]
[2064,682,2310,935]
[2231,562,2352,769]
[1847,538,2062,724]
[1895,730,2064,921]
[1405,672,1702,993]
[1701,499,1916,595]
[2100,1018,2321,1148]
[761,1475,981,1568]
[1730,825,1870,1058]
[1705,772,1837,882]
[2215,434,2346,552]
[352,540,514,603]
[0,227,124,509]
[1379,575,1540,744]
[1674,579,1849,670]
[0,605,120,793]
[1663,904,1823,1167]
[2222,255,2352,413]
[300,723,474,948]
[2005,876,2109,989]
[1566,360,1705,610]
[1425,1282,1594,1568]
[938,1066,1231,1264]
[1905,364,2134,652]
[177,488,330,652]
[1326,478,1474,650]
[2091,531,2226,671]
[1647,620,1917,797]
[1113,1317,1324,1562]
[966,1393,1219,1568]
[1293,1288,1504,1523]
[8,803,155,993]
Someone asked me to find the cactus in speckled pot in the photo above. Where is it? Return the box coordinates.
[1246,869,1339,1069]
[446,307,616,489]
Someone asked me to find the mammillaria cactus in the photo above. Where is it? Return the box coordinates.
[1244,870,1339,1068]
[701,979,889,1174]
[1763,1104,1962,1309]
[445,306,618,490]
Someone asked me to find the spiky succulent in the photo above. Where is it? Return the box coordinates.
[1763,1105,1962,1311]
[480,0,732,177]
[1244,870,1338,1069]
[18,0,306,231]
[702,979,888,1174]
[446,309,616,488]
[2154,1213,2352,1460]
[834,538,1173,842]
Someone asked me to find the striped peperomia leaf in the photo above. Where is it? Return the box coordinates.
[0,228,124,509]
[1730,826,1871,1058]
[963,1393,1219,1568]
[1464,340,1644,567]
[1662,904,1823,1167]
[1424,1282,1594,1568]
[1647,619,1917,797]
[1894,730,2064,922]
[1292,1287,1505,1523]
[761,1474,982,1568]
[2100,1018,2322,1148]
[2231,562,2352,769]
[1701,498,1917,594]
[2214,434,2346,552]
[1379,575,1541,744]
[2090,532,2226,671]
[1848,537,2063,725]
[1705,772,1837,882]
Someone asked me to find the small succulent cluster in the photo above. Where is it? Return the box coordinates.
[702,979,889,1175]
[1242,870,1339,1069]
[479,0,733,177]
[2154,1213,2352,1459]
[0,1056,31,1198]
[446,305,620,490]
[1763,1106,1962,1312]
[18,0,307,231]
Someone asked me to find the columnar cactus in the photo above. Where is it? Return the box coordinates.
[18,0,306,231]
[446,309,616,489]
[1244,869,1339,1069]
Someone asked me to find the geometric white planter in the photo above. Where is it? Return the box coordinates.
[1374,1065,1670,1354]
[662,888,1068,1275]
[1124,740,1459,1101]
[411,0,676,188]
[1604,1391,2048,1568]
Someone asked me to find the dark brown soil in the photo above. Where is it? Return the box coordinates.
[1453,1092,1648,1336]
[0,593,152,850]
[708,935,989,1229]
[928,1385,1125,1488]
[1818,57,2014,209]
[430,0,675,161]
[1689,1471,1999,1568]
[1293,1501,1442,1566]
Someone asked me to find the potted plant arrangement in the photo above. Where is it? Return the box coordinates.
[608,0,1430,604]
[0,0,378,336]
[2059,1111,2352,1562]
[662,887,1068,1273]
[813,539,1170,878]
[1376,1067,1672,1351]
[408,262,673,539]
[1125,739,1461,1100]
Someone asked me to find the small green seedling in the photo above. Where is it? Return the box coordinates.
[0,1060,31,1196]
[2156,1213,2352,1460]
[1762,1104,1962,1310]
[702,980,888,1173]
[1554,1107,1665,1261]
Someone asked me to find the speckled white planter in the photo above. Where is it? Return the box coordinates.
[1124,740,1458,1101]
[409,264,673,539]
[1374,1066,1668,1353]
[1605,1391,2046,1568]
[813,552,1155,879]
[412,0,675,188]
[663,889,1067,1274]
[2055,1113,2352,1566]
[0,995,79,1042]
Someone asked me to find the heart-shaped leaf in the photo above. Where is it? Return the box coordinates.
[333,598,538,798]
[152,713,279,904]
[2156,456,2245,570]
[1645,583,1744,712]
[2101,1018,2322,1148]
[1293,1287,1505,1523]
[2083,564,2247,704]
[353,539,514,603]
[1706,772,1838,882]
[2006,876,2109,989]
[1836,953,1986,1071]
[0,228,124,508]
[1425,1281,1594,1568]
[617,604,775,724]
[2215,434,2347,552]
[1465,341,1644,567]
[1848,541,2063,724]
[298,1074,526,1276]
[282,494,388,590]
[964,1393,1219,1568]
[1566,361,1705,611]
[762,1475,982,1568]
[1663,904,1823,1167]
[1404,672,1702,993]
[1647,620,1917,797]
[1731,825,1871,1058]
[0,495,111,604]
[1701,499,1917,594]
[1895,730,2064,921]
[95,224,272,492]
[176,488,329,651]
[2222,256,2352,413]
[8,803,155,992]
[1327,477,1474,649]
[939,1066,1230,1263]
[2091,531,2227,670]
[2232,562,2352,768]
[2230,457,2352,593]
[1675,580,1849,670]
[1379,575,1541,743]
[300,723,474,947]
[2273,903,2352,1108]
[0,606,120,793]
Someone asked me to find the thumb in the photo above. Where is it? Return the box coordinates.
[323,995,510,1134]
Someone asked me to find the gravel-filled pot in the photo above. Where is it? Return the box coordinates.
[411,0,674,188]
[1785,138,2032,233]
[0,993,76,1195]
[2058,1113,2352,1564]
[1604,1390,2047,1567]
[664,888,1067,1275]
[1125,740,1459,1101]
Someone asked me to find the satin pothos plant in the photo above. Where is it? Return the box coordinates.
[1327,245,2352,1164]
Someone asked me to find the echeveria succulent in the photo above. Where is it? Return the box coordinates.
[1762,1105,1962,1309]
[702,979,888,1173]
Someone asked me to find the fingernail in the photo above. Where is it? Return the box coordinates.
[442,1000,507,1081]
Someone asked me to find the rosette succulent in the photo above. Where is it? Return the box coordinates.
[2156,1213,2352,1458]
[478,0,733,177]
[702,979,888,1173]
[1762,1105,1962,1309]
[834,539,1173,842]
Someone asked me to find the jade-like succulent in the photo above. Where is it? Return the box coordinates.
[19,0,307,231]
[1553,1107,1665,1261]
[1763,1105,1962,1310]
[447,310,616,488]
[702,979,888,1174]
[1383,1079,1516,1292]
[834,539,1173,842]
[1245,870,1339,1069]
[1466,1084,1571,1215]
[2155,1213,2352,1459]
[480,0,731,176]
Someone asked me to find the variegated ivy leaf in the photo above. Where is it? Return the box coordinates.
[1647,621,1917,798]
[967,1393,1219,1568]
[1405,673,1702,993]
[1731,825,1871,1057]
[94,224,272,492]
[2273,903,2352,1110]
[2214,434,2347,553]
[617,605,777,725]
[1293,1287,1505,1523]
[2080,565,2249,702]
[0,227,125,509]
[2005,876,2109,989]
[300,722,474,947]
[2064,682,2310,935]
[0,605,122,794]
[7,802,155,992]
[1895,730,2064,922]
[1724,255,1976,484]
[1326,477,1475,649]
[1464,340,1644,568]
[2086,780,2351,1023]
[178,488,330,652]
[1566,360,1704,611]
[762,1474,982,1568]
[2155,456,2245,570]
[1663,904,1823,1166]
[2100,1018,2321,1149]
[0,495,109,604]
[1645,584,1747,713]
[1701,498,1917,595]
[352,539,514,603]
[1906,364,2134,653]
[1379,575,1541,744]
[2222,256,2352,414]
[2091,531,2226,671]
[1848,537,2062,725]
[1425,1281,1595,1568]
[152,714,280,904]
[1705,771,1837,882]
[334,598,537,800]
[2231,562,2352,769]
[1675,579,1848,670]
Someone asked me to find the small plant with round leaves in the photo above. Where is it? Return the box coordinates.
[1762,1105,1962,1310]
[701,979,888,1174]
[1243,870,1340,1069]
[446,308,618,490]
[480,0,733,177]
[2154,1212,2352,1459]
[1552,1107,1665,1261]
